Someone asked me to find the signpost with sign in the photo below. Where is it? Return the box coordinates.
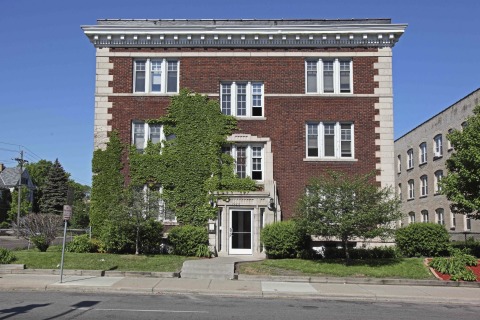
[59,204,72,283]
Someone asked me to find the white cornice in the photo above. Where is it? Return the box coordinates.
[82,21,407,48]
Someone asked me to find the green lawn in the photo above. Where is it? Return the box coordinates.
[12,248,192,272]
[239,258,434,279]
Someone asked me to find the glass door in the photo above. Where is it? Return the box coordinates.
[229,210,252,254]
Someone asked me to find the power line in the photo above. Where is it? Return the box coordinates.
[0,147,19,153]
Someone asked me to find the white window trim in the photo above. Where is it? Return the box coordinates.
[433,134,443,157]
[132,121,165,151]
[465,215,472,231]
[408,180,415,199]
[434,170,443,194]
[133,58,179,94]
[227,144,265,182]
[305,59,353,94]
[450,211,456,229]
[305,122,355,160]
[420,175,428,197]
[419,142,427,164]
[422,210,429,223]
[408,212,416,224]
[397,155,402,173]
[220,82,264,118]
[436,209,445,225]
[407,149,414,169]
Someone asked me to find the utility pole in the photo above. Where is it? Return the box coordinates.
[14,150,28,238]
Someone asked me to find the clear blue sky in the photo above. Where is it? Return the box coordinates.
[1,0,479,186]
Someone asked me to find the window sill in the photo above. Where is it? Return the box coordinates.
[407,198,415,201]
[132,92,179,96]
[433,155,443,161]
[419,195,428,199]
[235,117,266,121]
[303,158,358,162]
[305,92,353,96]
[419,162,427,166]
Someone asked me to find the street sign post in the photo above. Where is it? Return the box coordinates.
[60,205,73,283]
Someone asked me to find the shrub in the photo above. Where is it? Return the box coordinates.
[66,234,99,253]
[0,247,16,264]
[195,244,212,258]
[429,249,478,281]
[31,235,50,252]
[323,246,400,259]
[261,221,308,259]
[451,238,480,258]
[395,223,451,257]
[168,225,208,256]
[138,219,164,254]
[99,221,135,254]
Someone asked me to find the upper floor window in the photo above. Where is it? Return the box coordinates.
[221,82,264,117]
[433,134,443,157]
[134,59,179,94]
[398,183,402,200]
[223,144,264,181]
[408,179,415,199]
[421,210,429,223]
[132,121,164,152]
[407,149,414,169]
[419,142,427,164]
[434,170,443,194]
[397,155,401,173]
[305,59,352,94]
[306,122,354,159]
[447,129,453,150]
[420,175,428,197]
[436,208,445,225]
[451,211,456,229]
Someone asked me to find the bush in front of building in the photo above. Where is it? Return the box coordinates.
[323,246,400,259]
[451,237,480,258]
[66,234,99,253]
[0,247,16,264]
[261,221,309,259]
[168,225,208,256]
[395,223,451,257]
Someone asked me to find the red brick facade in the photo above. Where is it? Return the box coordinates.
[106,49,380,219]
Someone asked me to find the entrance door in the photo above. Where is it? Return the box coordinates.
[229,210,252,255]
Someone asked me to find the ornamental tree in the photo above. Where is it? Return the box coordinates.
[442,105,480,219]
[296,171,402,264]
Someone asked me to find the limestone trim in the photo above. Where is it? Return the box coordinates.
[94,48,113,150]
[95,51,393,58]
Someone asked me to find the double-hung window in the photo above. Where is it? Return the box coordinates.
[433,134,443,157]
[306,122,354,159]
[422,210,429,223]
[221,82,264,117]
[134,59,179,94]
[436,208,445,225]
[434,170,443,194]
[407,149,414,169]
[420,175,428,197]
[408,179,415,199]
[408,212,415,224]
[419,142,427,164]
[223,144,264,181]
[397,155,401,173]
[305,59,352,94]
[132,121,164,152]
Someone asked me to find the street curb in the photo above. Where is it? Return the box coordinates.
[237,274,480,288]
[0,268,178,278]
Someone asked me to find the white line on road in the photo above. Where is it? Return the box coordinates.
[73,307,208,313]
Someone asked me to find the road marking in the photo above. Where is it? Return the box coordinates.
[73,308,208,313]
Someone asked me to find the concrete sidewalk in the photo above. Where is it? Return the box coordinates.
[1,273,479,305]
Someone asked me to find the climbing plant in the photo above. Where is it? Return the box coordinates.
[90,131,125,234]
[129,89,257,226]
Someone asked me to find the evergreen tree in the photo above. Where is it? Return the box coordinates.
[26,160,54,213]
[39,159,69,215]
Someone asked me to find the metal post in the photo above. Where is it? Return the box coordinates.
[60,219,68,283]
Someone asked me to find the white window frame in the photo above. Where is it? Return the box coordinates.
[397,155,401,173]
[306,122,354,160]
[465,215,472,231]
[434,170,443,194]
[420,175,428,197]
[224,144,264,182]
[436,208,445,225]
[433,134,443,157]
[450,211,456,229]
[407,149,414,169]
[447,129,453,150]
[305,59,353,94]
[408,212,416,224]
[422,210,429,223]
[220,82,264,117]
[419,142,427,164]
[408,179,415,199]
[398,183,402,200]
[134,59,179,94]
[132,121,165,151]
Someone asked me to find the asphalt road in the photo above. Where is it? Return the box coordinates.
[1,292,479,320]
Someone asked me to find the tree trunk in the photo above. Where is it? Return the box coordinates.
[135,226,140,255]
[343,237,351,266]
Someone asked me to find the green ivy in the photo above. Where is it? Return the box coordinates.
[128,89,257,226]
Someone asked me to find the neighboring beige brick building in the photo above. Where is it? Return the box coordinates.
[395,88,480,241]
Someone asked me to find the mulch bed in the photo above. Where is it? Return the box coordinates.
[425,258,480,282]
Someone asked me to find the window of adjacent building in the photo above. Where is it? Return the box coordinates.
[223,144,264,181]
[398,183,402,200]
[465,216,472,231]
[221,82,264,117]
[422,210,429,223]
[306,122,354,159]
[134,59,179,94]
[434,170,443,194]
[420,175,428,197]
[408,212,416,224]
[408,179,415,199]
[407,149,414,169]
[433,134,443,157]
[132,121,164,152]
[436,208,445,225]
[461,121,468,129]
[305,59,352,94]
[451,211,456,229]
[419,142,427,164]
[447,129,453,150]
[397,155,401,173]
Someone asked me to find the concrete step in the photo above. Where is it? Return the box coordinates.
[180,259,235,280]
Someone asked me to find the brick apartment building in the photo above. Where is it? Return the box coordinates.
[395,88,480,241]
[82,19,406,256]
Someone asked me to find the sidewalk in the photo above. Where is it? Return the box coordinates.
[1,272,479,305]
